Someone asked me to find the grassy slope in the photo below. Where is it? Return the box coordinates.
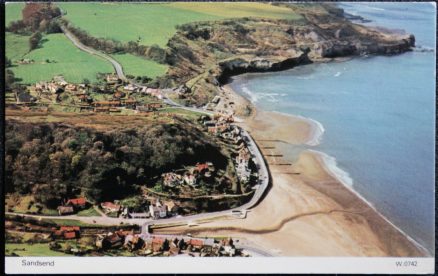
[58,2,300,47]
[5,243,70,257]
[5,2,25,26]
[111,53,168,78]
[5,33,30,60]
[7,33,113,84]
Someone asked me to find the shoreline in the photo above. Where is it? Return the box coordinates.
[222,75,431,257]
[310,149,431,256]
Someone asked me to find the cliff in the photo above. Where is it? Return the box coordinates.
[158,3,415,106]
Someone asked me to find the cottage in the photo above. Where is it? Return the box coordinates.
[100,202,121,213]
[169,238,181,256]
[123,84,137,92]
[57,206,74,216]
[113,91,125,99]
[60,226,80,232]
[187,239,204,251]
[150,237,169,252]
[183,173,197,186]
[16,91,37,104]
[63,231,78,239]
[97,232,125,250]
[149,205,167,219]
[194,162,214,178]
[65,84,77,92]
[65,198,87,209]
[162,173,183,187]
[163,200,178,214]
[52,226,80,239]
[106,74,119,84]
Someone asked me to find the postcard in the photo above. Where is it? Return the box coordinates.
[4,1,435,274]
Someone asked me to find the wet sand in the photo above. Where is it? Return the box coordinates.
[156,84,430,257]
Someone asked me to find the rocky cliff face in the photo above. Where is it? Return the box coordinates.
[161,4,415,106]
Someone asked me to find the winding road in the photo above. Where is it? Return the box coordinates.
[60,25,127,81]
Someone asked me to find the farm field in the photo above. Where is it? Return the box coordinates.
[6,33,113,84]
[58,2,301,47]
[5,2,25,26]
[5,32,30,61]
[111,53,168,78]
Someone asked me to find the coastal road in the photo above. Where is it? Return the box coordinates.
[60,25,127,81]
[140,127,270,234]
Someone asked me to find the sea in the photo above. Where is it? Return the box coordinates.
[229,2,436,253]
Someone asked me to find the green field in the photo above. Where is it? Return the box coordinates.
[6,33,113,84]
[59,2,301,47]
[76,207,101,217]
[5,2,25,26]
[111,53,168,78]
[6,243,71,257]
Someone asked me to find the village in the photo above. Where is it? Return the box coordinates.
[7,74,168,114]
[5,214,249,257]
[5,73,264,258]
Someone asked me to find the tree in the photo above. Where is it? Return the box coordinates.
[82,78,90,85]
[5,70,16,90]
[29,32,42,50]
[6,57,12,68]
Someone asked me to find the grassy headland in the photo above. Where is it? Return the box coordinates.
[58,2,301,47]
[6,33,113,84]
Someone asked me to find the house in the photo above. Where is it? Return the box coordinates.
[51,226,80,239]
[149,204,167,219]
[16,91,37,104]
[124,234,144,251]
[100,202,121,213]
[106,74,119,84]
[147,237,169,252]
[57,206,74,216]
[113,91,125,99]
[65,84,77,92]
[96,232,125,250]
[65,198,87,209]
[194,162,214,177]
[183,173,197,186]
[63,231,78,239]
[220,238,236,256]
[162,173,183,187]
[187,239,204,251]
[60,226,80,232]
[123,84,137,92]
[162,200,178,214]
[169,238,181,256]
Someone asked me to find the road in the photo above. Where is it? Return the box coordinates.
[5,211,151,226]
[60,25,127,81]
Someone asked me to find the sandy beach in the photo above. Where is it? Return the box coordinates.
[155,84,430,257]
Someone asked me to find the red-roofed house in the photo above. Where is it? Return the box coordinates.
[188,239,204,249]
[63,231,78,239]
[60,226,80,232]
[65,198,87,209]
[100,202,121,213]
